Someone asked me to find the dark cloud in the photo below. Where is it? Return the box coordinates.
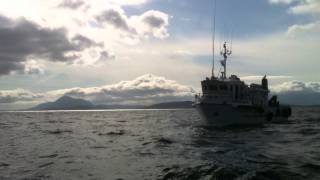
[98,50,114,61]
[277,91,320,106]
[272,81,320,105]
[139,10,169,39]
[24,67,42,75]
[0,61,24,75]
[95,9,169,39]
[0,15,103,75]
[143,15,166,28]
[58,0,84,10]
[96,9,130,31]
[72,35,104,49]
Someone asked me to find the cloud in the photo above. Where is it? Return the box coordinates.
[135,10,170,39]
[96,8,132,32]
[269,0,320,14]
[98,51,115,62]
[0,89,43,104]
[287,21,320,37]
[0,15,105,75]
[87,0,149,6]
[72,34,104,49]
[269,0,296,4]
[0,74,195,108]
[271,81,320,105]
[58,0,84,10]
[289,0,320,15]
[95,8,169,40]
[54,74,195,105]
[3,76,319,108]
[142,11,167,28]
[269,0,320,36]
[2,75,320,108]
[22,60,45,75]
[241,75,293,81]
[172,50,194,57]
[0,0,167,75]
[271,81,320,93]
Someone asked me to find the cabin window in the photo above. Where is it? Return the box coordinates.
[219,85,228,91]
[209,85,217,91]
[235,85,239,99]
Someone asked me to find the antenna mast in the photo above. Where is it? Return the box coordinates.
[220,42,232,79]
[211,0,217,78]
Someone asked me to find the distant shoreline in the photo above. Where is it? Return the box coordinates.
[1,105,319,112]
[0,108,194,113]
[0,95,318,112]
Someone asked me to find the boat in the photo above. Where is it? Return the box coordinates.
[194,1,291,126]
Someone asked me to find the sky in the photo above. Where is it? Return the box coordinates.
[0,0,319,109]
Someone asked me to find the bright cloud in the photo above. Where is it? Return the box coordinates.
[0,74,195,109]
[270,0,320,37]
[287,21,320,36]
[289,0,320,14]
[0,89,43,104]
[270,81,320,105]
[2,75,319,109]
[271,81,320,92]
[269,0,320,14]
[269,0,296,4]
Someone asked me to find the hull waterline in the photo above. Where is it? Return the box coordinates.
[195,103,265,127]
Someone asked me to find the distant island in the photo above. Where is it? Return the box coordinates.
[28,93,320,111]
[31,96,94,110]
[30,96,193,110]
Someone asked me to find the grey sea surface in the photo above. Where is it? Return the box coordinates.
[0,107,320,180]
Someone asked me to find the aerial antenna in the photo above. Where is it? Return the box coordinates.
[211,0,217,78]
[230,27,233,53]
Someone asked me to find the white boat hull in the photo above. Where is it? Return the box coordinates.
[195,103,265,127]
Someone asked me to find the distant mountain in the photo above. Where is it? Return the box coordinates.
[31,96,94,110]
[30,96,194,110]
[94,104,144,109]
[31,92,319,111]
[146,101,193,109]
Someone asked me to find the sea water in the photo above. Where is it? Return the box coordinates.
[0,107,320,179]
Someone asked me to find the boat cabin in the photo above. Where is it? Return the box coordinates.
[200,75,269,107]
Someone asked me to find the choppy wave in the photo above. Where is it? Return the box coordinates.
[0,107,319,179]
